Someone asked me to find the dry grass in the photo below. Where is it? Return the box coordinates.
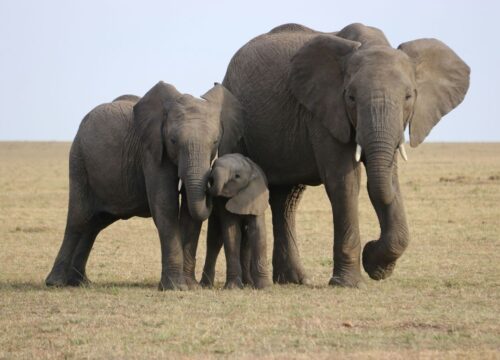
[0,142,499,359]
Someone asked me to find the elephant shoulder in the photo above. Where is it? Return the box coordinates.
[78,101,134,137]
[268,23,316,35]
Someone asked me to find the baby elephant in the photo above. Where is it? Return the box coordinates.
[207,154,272,289]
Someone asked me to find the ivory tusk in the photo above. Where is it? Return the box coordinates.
[399,144,408,161]
[211,150,218,166]
[178,179,183,192]
[355,144,362,162]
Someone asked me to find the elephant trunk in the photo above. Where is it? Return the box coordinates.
[209,166,229,197]
[357,100,409,280]
[357,99,402,206]
[179,148,212,222]
[364,138,396,206]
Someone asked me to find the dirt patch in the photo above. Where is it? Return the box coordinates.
[439,175,500,184]
[439,176,468,183]
[12,226,50,233]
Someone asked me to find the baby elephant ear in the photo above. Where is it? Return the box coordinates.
[226,161,269,216]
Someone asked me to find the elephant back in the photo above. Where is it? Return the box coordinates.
[112,94,141,104]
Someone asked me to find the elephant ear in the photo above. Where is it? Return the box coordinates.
[398,39,470,147]
[226,160,269,216]
[133,81,181,163]
[289,35,361,143]
[202,83,245,155]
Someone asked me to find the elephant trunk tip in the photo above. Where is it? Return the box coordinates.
[189,194,213,222]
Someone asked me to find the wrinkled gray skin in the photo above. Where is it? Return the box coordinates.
[213,23,470,287]
[45,82,243,290]
[200,154,271,289]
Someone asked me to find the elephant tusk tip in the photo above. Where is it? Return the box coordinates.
[355,144,362,162]
[399,144,408,161]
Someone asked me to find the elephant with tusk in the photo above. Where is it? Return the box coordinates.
[214,23,470,287]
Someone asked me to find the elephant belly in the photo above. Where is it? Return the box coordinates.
[243,115,321,186]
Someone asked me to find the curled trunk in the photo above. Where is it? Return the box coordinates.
[361,137,409,280]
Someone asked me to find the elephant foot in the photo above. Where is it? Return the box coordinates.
[224,277,244,290]
[184,275,200,290]
[45,272,67,287]
[362,240,397,280]
[45,263,68,287]
[199,270,215,288]
[329,274,364,288]
[273,264,310,285]
[253,276,272,289]
[329,263,364,288]
[66,269,91,287]
[158,274,188,291]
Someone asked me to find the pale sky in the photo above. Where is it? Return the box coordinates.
[0,0,498,141]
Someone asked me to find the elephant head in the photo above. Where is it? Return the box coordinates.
[133,82,244,221]
[290,23,470,206]
[209,154,269,216]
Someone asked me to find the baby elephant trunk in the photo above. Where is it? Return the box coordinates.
[209,166,229,197]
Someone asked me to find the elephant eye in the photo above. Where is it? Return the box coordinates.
[235,174,241,179]
[405,94,412,100]
[348,95,356,103]
[170,138,177,145]
[213,139,219,145]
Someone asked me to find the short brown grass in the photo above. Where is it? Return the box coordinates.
[1,142,499,359]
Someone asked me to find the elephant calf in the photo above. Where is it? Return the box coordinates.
[201,154,272,289]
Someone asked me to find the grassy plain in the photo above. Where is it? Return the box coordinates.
[0,142,499,359]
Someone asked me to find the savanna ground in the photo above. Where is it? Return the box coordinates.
[0,142,499,359]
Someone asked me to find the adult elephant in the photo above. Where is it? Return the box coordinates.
[45,82,242,290]
[205,23,470,287]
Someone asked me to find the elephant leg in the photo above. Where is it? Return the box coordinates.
[270,184,309,285]
[179,189,203,290]
[46,225,87,287]
[240,230,253,286]
[144,162,186,291]
[323,162,363,288]
[66,212,118,286]
[154,212,185,291]
[46,175,94,287]
[247,216,272,289]
[221,214,243,289]
[363,166,409,280]
[200,212,223,288]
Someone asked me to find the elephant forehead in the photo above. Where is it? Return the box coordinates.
[172,95,220,119]
[216,155,251,172]
[349,47,413,73]
[347,54,415,93]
